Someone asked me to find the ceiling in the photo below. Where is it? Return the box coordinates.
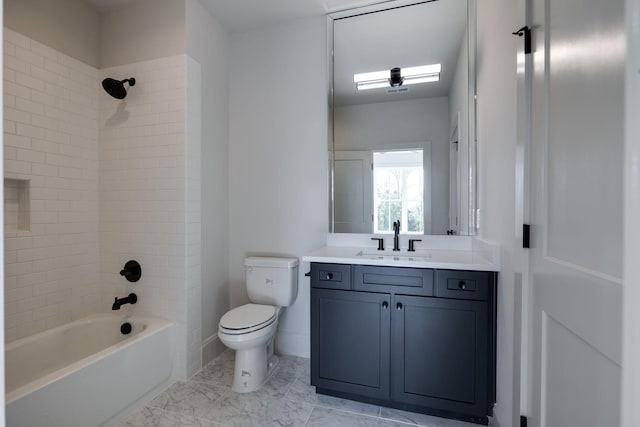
[85,0,381,31]
[199,0,381,32]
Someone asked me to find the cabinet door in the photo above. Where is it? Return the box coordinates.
[392,295,488,417]
[311,289,390,400]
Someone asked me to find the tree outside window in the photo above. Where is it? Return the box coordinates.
[373,150,424,234]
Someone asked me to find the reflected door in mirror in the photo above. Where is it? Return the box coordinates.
[334,151,373,233]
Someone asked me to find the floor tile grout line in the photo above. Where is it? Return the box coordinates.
[301,404,316,427]
[280,371,300,400]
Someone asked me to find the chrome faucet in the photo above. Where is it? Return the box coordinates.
[393,220,401,251]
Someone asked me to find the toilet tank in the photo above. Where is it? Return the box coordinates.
[245,257,299,307]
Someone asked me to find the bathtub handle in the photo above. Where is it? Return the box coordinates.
[120,260,142,283]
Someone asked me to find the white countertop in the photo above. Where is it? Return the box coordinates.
[302,245,500,271]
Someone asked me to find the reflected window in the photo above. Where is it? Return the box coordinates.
[373,150,424,234]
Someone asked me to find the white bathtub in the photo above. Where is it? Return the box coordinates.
[6,313,174,427]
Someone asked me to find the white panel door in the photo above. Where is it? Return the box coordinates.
[334,150,373,233]
[527,0,624,425]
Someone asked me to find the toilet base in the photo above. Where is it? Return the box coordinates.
[231,348,280,393]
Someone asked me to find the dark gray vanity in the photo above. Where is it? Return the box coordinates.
[310,262,497,425]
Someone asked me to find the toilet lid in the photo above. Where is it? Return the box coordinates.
[219,304,276,331]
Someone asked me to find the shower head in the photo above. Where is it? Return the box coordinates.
[102,77,136,99]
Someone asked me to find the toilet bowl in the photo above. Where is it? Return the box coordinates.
[218,257,298,393]
[218,304,280,392]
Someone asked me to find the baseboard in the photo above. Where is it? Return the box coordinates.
[201,333,226,366]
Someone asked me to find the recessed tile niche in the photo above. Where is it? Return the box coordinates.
[4,178,30,232]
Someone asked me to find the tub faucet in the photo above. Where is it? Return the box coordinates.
[393,220,401,251]
[112,293,137,310]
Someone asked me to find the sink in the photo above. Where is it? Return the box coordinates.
[356,250,432,262]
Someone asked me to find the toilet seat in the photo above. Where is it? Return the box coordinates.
[219,304,277,335]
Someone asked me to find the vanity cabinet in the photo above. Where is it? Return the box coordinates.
[310,263,497,425]
[312,288,390,399]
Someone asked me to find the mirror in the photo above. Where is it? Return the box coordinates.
[328,0,477,235]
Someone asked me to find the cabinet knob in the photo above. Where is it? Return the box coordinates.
[382,301,388,309]
[459,281,466,290]
[396,302,403,310]
[326,273,333,280]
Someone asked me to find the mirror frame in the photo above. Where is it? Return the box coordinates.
[327,0,478,236]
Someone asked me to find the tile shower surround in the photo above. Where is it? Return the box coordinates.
[100,55,202,377]
[119,349,480,427]
[3,28,202,378]
[4,28,100,342]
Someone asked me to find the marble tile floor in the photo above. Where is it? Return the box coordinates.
[118,349,481,427]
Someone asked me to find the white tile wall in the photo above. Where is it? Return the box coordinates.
[4,29,202,379]
[99,55,187,320]
[99,55,201,379]
[3,28,100,342]
[185,56,202,378]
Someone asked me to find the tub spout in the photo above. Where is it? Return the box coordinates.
[112,293,137,310]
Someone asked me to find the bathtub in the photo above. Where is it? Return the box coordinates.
[6,313,174,427]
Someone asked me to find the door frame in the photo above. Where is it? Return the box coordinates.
[622,0,640,426]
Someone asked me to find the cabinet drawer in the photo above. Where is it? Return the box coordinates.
[435,270,490,301]
[311,263,351,290]
[354,265,433,296]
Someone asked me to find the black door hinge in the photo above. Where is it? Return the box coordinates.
[512,26,532,54]
[523,224,530,249]
[521,415,528,427]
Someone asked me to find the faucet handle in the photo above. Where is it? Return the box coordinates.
[371,237,384,251]
[408,239,422,252]
[120,260,142,283]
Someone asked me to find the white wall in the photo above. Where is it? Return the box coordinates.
[99,0,186,69]
[4,0,100,67]
[3,29,100,342]
[185,0,231,365]
[228,16,328,357]
[334,97,450,234]
[99,55,201,379]
[476,0,521,426]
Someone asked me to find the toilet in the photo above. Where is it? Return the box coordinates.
[218,256,299,393]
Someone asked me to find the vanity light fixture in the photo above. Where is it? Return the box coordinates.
[353,63,441,91]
